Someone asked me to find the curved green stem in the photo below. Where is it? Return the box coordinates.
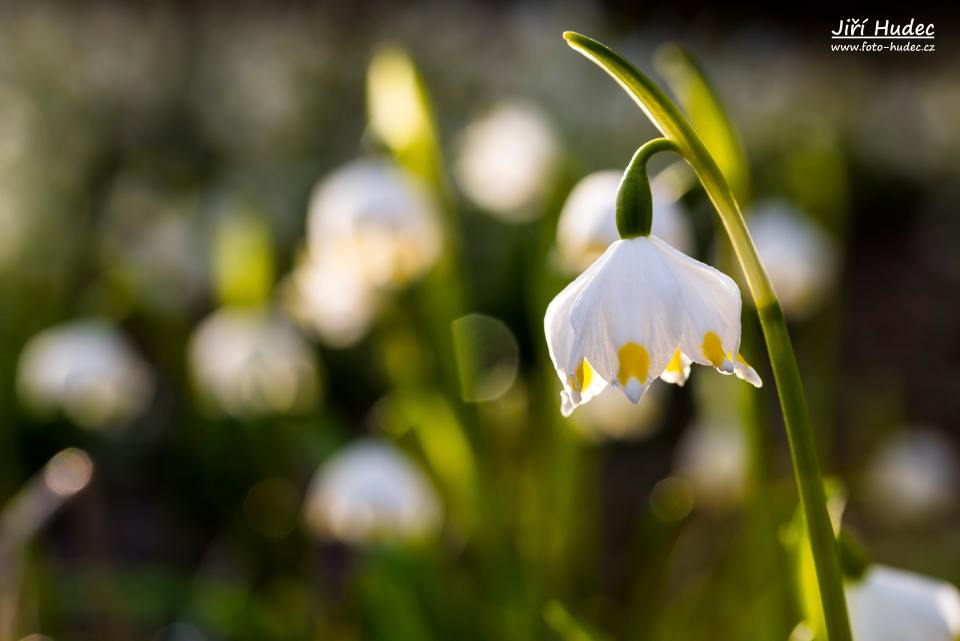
[563,31,852,641]
[617,138,680,238]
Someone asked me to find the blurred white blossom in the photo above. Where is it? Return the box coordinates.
[455,100,560,221]
[863,429,957,525]
[674,421,747,510]
[846,565,960,641]
[282,250,380,349]
[188,308,319,418]
[17,320,153,429]
[569,384,665,442]
[303,439,442,544]
[307,158,442,287]
[556,169,694,272]
[748,202,839,318]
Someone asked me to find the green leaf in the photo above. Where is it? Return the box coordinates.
[543,601,613,641]
[655,45,751,205]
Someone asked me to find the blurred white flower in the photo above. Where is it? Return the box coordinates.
[748,202,839,318]
[863,429,957,525]
[188,308,319,418]
[307,159,442,287]
[303,438,442,544]
[569,384,665,442]
[674,421,747,510]
[282,250,380,349]
[17,320,153,429]
[846,565,960,641]
[454,100,560,221]
[556,169,694,272]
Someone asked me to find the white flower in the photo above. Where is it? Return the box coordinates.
[307,159,442,287]
[545,236,760,416]
[557,170,694,271]
[748,202,838,318]
[674,420,747,510]
[454,100,560,221]
[281,250,380,349]
[863,429,957,524]
[16,320,153,429]
[846,565,960,641]
[303,439,442,544]
[569,384,665,442]
[188,308,319,418]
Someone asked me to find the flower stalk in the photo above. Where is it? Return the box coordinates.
[563,31,852,641]
[616,138,679,238]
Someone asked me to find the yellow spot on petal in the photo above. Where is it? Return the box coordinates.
[702,331,726,368]
[617,342,650,387]
[665,349,685,375]
[736,352,751,367]
[576,359,593,390]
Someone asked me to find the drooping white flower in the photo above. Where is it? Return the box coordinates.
[748,202,839,318]
[557,170,694,271]
[863,429,957,525]
[545,236,761,416]
[307,158,442,288]
[454,100,560,221]
[846,565,960,641]
[16,320,153,429]
[188,308,319,418]
[281,249,380,349]
[303,438,442,544]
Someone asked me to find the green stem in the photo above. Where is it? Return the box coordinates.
[563,31,852,641]
[617,138,679,238]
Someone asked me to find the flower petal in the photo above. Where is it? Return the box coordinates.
[545,251,615,415]
[568,238,683,402]
[650,236,742,375]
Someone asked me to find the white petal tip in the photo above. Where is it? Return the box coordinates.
[560,391,575,417]
[622,378,647,404]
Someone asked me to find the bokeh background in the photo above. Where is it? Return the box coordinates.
[0,2,958,640]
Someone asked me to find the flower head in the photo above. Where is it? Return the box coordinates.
[454,100,560,221]
[16,319,153,429]
[545,236,760,416]
[188,308,319,418]
[846,565,960,641]
[303,438,442,545]
[307,158,442,287]
[748,201,838,318]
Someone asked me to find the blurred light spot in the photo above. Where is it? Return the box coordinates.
[189,308,320,418]
[18,635,54,641]
[650,476,694,522]
[748,202,838,319]
[367,46,430,153]
[151,622,206,641]
[451,314,519,403]
[570,384,664,442]
[674,421,747,511]
[16,320,154,430]
[307,159,441,288]
[213,209,274,307]
[303,438,441,545]
[44,448,93,497]
[243,478,300,540]
[863,429,957,524]
[556,170,693,272]
[454,100,560,221]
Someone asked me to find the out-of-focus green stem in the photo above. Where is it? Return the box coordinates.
[563,32,852,641]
